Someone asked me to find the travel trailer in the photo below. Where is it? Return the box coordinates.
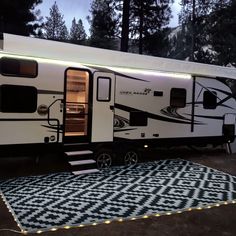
[0,33,236,174]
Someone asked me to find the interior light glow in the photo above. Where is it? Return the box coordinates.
[105,220,111,224]
[144,145,148,148]
[36,230,43,234]
[155,214,160,217]
[166,212,172,215]
[131,218,136,220]
[50,228,57,231]
[92,223,97,226]
[143,215,149,219]
[118,219,123,222]
[79,225,85,228]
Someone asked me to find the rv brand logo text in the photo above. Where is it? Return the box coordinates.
[120,88,151,96]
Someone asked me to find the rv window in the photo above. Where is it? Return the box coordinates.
[170,88,186,108]
[130,111,148,126]
[97,77,111,101]
[0,57,37,78]
[0,85,37,113]
[203,91,217,109]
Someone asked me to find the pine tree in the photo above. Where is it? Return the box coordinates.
[210,1,236,66]
[70,18,87,44]
[115,0,173,54]
[178,0,233,64]
[0,0,43,36]
[44,1,68,41]
[87,0,118,49]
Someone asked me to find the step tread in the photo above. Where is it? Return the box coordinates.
[72,169,99,175]
[69,159,96,166]
[65,150,93,156]
[64,143,89,146]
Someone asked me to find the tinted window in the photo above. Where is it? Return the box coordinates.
[130,111,148,126]
[97,77,111,101]
[0,85,38,113]
[0,57,37,78]
[170,88,186,108]
[203,91,217,109]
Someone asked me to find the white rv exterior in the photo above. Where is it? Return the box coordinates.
[1,33,236,162]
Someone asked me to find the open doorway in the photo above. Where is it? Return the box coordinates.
[64,69,90,142]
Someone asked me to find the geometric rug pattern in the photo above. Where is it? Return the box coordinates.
[1,159,236,233]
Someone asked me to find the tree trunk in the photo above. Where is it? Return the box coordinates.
[139,0,144,54]
[190,0,196,62]
[120,0,130,52]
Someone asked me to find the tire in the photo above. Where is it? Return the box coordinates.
[95,149,113,170]
[123,150,139,166]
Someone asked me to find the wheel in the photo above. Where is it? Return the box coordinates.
[95,149,112,169]
[124,150,139,166]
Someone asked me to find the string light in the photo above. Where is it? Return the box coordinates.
[1,189,236,234]
[64,226,71,229]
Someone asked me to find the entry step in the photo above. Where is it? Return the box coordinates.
[69,159,96,166]
[72,169,99,175]
[65,150,93,156]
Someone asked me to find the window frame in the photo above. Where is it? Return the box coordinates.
[203,90,217,109]
[0,84,38,113]
[170,88,187,108]
[0,57,38,78]
[96,76,111,102]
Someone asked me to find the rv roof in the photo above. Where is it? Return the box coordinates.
[2,33,236,80]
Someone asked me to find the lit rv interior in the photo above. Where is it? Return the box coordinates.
[65,69,89,137]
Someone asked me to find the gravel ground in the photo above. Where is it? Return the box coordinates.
[0,146,236,236]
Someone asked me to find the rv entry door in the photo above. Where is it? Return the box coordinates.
[92,72,115,143]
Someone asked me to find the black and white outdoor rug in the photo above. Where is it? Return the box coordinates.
[1,159,236,234]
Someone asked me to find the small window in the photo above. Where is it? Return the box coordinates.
[203,91,217,109]
[97,77,111,101]
[130,111,148,126]
[0,85,38,113]
[154,91,163,97]
[0,57,37,78]
[170,88,186,108]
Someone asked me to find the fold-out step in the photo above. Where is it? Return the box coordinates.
[72,169,99,175]
[65,150,93,156]
[69,159,96,166]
